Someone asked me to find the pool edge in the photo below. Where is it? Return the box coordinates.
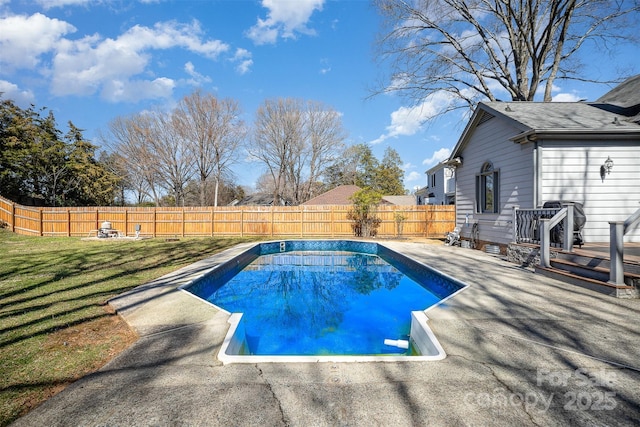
[180,239,468,364]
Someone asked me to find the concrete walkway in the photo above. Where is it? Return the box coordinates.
[12,241,640,426]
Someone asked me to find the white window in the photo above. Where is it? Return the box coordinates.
[476,162,499,213]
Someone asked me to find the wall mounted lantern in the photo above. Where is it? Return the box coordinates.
[600,156,614,182]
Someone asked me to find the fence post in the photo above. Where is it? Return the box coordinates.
[182,208,185,237]
[211,207,215,237]
[67,209,71,237]
[240,208,244,237]
[11,203,15,233]
[271,206,274,237]
[609,221,624,285]
[153,209,157,237]
[124,208,128,237]
[300,206,304,238]
[331,207,335,238]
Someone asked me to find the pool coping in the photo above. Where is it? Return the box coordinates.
[16,238,640,426]
[176,239,469,364]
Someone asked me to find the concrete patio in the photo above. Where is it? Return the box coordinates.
[12,240,640,426]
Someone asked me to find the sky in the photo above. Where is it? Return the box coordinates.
[1,0,638,193]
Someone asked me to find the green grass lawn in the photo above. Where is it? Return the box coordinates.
[0,229,258,426]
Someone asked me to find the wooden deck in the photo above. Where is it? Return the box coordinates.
[573,242,640,264]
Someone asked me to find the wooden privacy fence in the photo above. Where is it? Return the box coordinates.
[0,196,455,239]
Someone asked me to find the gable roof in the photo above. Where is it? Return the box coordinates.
[302,185,361,205]
[230,193,290,206]
[484,101,638,133]
[595,74,640,110]
[593,75,640,123]
[450,100,640,160]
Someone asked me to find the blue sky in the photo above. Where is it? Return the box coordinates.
[1,0,638,192]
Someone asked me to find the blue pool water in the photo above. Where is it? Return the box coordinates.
[187,241,464,356]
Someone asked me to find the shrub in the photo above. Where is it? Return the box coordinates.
[347,189,382,237]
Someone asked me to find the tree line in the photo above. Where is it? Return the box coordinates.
[0,92,406,207]
[0,99,120,206]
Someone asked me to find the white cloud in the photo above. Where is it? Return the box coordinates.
[34,0,92,9]
[101,77,175,103]
[0,12,231,103]
[232,48,253,75]
[49,20,229,100]
[422,148,451,166]
[0,80,35,105]
[247,0,324,45]
[0,13,76,71]
[184,61,212,85]
[405,171,423,182]
[552,92,582,102]
[370,91,454,144]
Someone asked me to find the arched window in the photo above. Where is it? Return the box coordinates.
[476,162,499,213]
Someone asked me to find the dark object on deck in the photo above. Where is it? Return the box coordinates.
[542,201,586,246]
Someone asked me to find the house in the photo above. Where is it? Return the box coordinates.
[301,185,361,205]
[229,193,291,206]
[302,184,416,206]
[381,195,416,206]
[447,76,640,248]
[416,161,455,205]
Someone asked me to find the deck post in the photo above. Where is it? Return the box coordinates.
[511,205,519,243]
[562,203,574,252]
[609,221,624,285]
[539,218,551,268]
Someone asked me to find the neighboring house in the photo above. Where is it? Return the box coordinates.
[447,75,640,246]
[415,186,429,205]
[416,162,455,205]
[302,185,415,206]
[301,185,361,205]
[229,193,291,206]
[381,195,416,206]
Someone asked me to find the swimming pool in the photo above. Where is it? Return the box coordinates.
[184,240,467,363]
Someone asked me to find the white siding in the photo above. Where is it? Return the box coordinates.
[455,117,535,244]
[539,141,640,243]
[424,164,453,205]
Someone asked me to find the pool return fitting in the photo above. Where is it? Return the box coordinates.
[384,339,409,349]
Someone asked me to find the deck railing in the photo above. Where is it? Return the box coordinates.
[512,204,576,268]
[512,206,563,247]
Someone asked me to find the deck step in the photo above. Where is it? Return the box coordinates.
[534,265,638,298]
[555,251,640,275]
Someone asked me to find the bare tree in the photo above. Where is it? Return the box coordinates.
[297,101,347,202]
[145,109,195,206]
[173,89,245,207]
[249,98,304,205]
[249,98,346,205]
[103,115,161,205]
[374,0,639,111]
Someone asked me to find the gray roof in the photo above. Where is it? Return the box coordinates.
[596,75,640,109]
[230,193,290,206]
[482,101,639,133]
[381,195,416,206]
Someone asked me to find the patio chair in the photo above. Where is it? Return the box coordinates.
[444,226,461,246]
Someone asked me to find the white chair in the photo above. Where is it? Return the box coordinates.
[444,226,461,246]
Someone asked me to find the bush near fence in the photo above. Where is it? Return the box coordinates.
[0,196,454,239]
